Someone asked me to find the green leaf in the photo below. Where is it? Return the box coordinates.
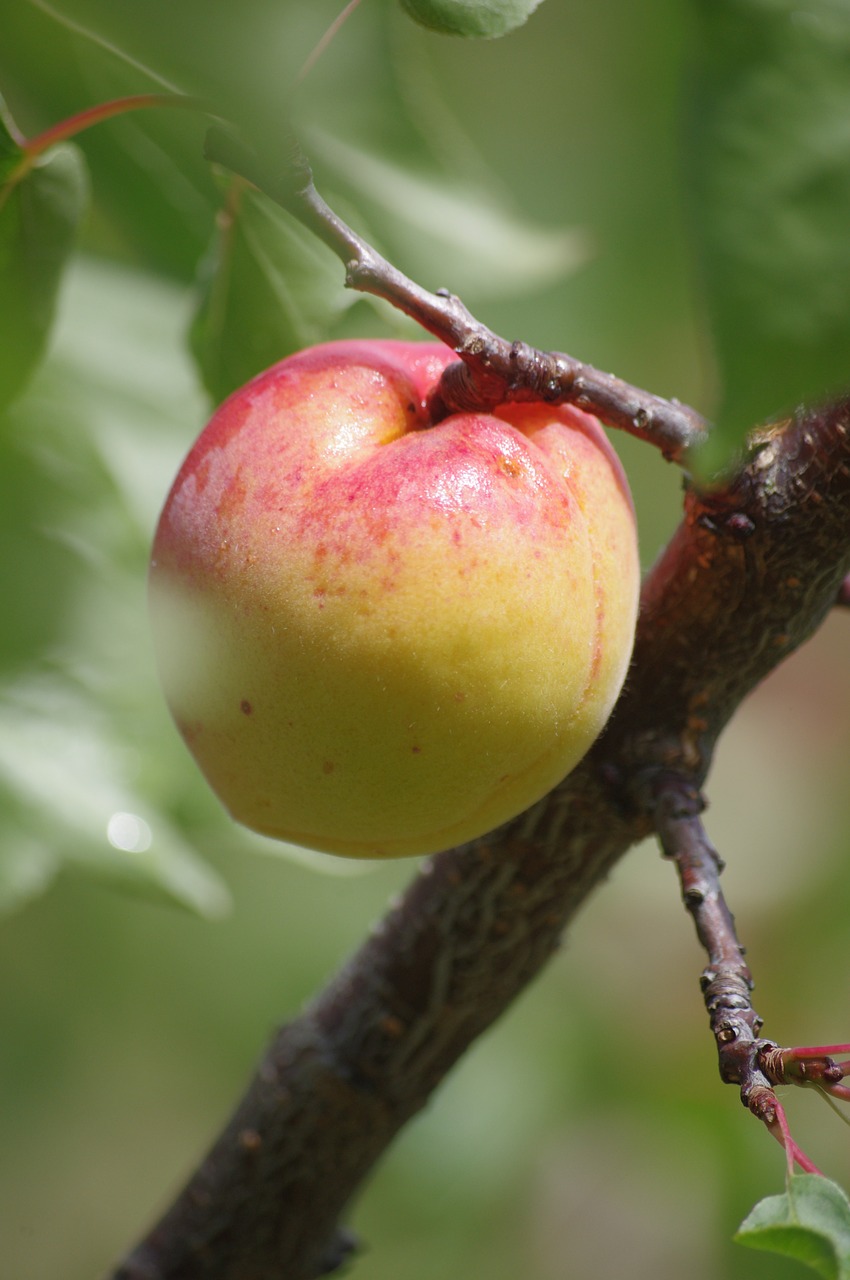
[687,0,850,465]
[399,0,543,38]
[190,183,384,404]
[0,100,88,410]
[736,1175,850,1279]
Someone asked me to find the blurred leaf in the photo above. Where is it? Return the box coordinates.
[398,0,543,38]
[0,254,234,917]
[0,833,57,915]
[687,0,850,466]
[0,98,88,411]
[20,0,315,140]
[736,1175,850,1278]
[309,128,589,301]
[0,676,230,918]
[0,97,21,178]
[190,182,373,403]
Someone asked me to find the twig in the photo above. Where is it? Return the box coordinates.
[202,125,708,462]
[653,777,771,1103]
[654,774,850,1173]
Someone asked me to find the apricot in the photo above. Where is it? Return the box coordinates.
[149,340,639,857]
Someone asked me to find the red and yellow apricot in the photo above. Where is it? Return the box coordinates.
[149,340,639,858]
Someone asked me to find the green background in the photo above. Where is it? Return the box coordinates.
[1,2,849,1277]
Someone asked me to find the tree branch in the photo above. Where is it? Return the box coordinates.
[655,778,761,1064]
[655,772,850,1175]
[202,124,708,462]
[653,778,779,1119]
[110,396,850,1280]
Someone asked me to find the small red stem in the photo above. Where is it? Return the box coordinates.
[22,93,207,161]
[770,1104,824,1177]
[784,1043,850,1062]
[1,92,210,206]
[295,0,365,87]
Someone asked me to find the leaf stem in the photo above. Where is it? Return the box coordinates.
[23,93,210,161]
[294,0,366,88]
[769,1104,823,1177]
[2,92,213,201]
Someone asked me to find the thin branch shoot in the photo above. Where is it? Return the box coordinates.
[202,124,708,462]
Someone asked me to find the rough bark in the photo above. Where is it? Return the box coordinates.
[111,398,850,1280]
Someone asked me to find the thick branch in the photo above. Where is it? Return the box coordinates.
[111,398,850,1280]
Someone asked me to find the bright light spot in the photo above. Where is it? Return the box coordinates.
[107,811,153,854]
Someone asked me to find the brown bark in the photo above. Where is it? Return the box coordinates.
[110,399,850,1279]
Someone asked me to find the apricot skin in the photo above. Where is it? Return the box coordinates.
[149,340,640,858]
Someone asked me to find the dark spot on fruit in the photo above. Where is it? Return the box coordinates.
[411,745,422,754]
[240,700,253,715]
[323,760,335,774]
[498,454,523,479]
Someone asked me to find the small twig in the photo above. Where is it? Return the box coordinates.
[653,774,850,1173]
[653,776,768,1097]
[202,124,708,462]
